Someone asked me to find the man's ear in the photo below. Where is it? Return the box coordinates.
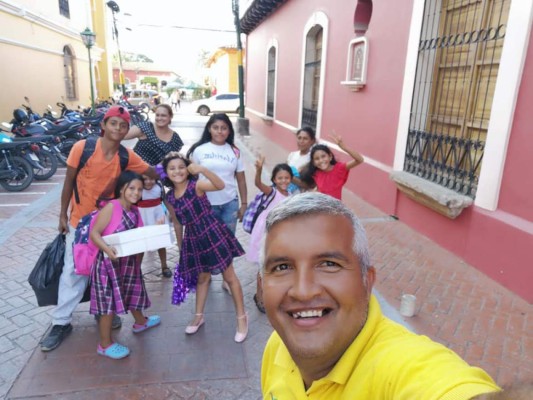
[366,266,376,294]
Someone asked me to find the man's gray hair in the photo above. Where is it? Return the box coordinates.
[260,192,371,275]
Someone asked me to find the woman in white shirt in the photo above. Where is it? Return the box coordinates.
[287,126,316,193]
[187,114,248,231]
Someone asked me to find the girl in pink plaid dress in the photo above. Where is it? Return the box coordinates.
[89,171,161,360]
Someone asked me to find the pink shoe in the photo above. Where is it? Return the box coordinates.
[234,314,248,343]
[185,314,205,335]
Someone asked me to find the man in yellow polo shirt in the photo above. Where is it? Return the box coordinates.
[260,193,528,399]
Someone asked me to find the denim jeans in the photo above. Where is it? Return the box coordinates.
[211,198,239,234]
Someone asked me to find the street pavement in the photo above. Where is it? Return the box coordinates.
[0,104,531,399]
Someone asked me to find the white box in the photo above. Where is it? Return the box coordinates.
[103,225,175,257]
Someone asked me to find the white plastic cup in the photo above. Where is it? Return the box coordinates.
[400,294,417,317]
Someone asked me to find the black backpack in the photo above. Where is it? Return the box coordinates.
[73,135,129,204]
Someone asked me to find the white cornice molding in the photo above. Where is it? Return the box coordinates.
[0,36,63,56]
[0,0,85,41]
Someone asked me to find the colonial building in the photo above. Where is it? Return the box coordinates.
[0,0,114,122]
[240,0,533,302]
[112,61,179,91]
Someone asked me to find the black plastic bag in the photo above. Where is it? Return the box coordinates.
[28,234,65,307]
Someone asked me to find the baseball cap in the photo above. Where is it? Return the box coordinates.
[100,106,131,136]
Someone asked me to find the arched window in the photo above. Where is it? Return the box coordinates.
[353,0,373,36]
[63,45,77,100]
[302,25,323,130]
[266,46,276,117]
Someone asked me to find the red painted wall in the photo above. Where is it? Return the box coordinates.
[244,1,533,302]
[497,29,533,222]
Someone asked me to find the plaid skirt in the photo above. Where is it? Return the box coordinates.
[89,253,150,315]
[89,208,150,315]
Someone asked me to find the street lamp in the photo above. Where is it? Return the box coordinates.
[107,0,126,96]
[80,27,96,115]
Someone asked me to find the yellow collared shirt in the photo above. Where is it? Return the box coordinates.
[261,296,500,400]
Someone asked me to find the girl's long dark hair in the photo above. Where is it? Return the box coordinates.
[161,152,195,189]
[113,171,143,199]
[186,113,238,158]
[299,144,337,187]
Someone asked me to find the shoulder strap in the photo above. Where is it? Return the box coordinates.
[78,136,97,172]
[263,187,276,208]
[73,139,128,204]
[101,199,124,235]
[157,180,164,200]
[118,145,129,171]
[73,137,97,204]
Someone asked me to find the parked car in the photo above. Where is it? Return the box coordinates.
[192,93,241,116]
[125,89,160,111]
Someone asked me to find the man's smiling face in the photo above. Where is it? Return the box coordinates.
[262,213,375,374]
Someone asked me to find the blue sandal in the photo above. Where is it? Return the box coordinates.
[97,343,130,359]
[132,315,161,333]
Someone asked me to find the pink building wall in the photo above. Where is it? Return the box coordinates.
[243,1,533,302]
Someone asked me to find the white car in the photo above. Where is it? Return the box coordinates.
[192,93,241,116]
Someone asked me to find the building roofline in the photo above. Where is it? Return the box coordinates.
[240,0,289,34]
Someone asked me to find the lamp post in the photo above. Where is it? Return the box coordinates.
[107,1,126,97]
[80,27,96,115]
[232,0,249,135]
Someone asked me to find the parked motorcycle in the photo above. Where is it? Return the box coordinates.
[0,141,35,191]
[0,129,57,180]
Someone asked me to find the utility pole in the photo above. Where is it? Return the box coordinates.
[232,0,249,135]
[107,1,126,97]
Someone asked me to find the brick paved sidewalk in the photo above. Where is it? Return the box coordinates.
[0,128,531,399]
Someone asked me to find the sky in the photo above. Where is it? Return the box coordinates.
[109,0,238,81]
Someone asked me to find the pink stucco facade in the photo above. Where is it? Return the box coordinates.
[242,0,533,302]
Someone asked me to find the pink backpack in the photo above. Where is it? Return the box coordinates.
[73,200,142,275]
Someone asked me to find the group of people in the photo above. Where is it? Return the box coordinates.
[40,106,253,359]
[36,103,529,398]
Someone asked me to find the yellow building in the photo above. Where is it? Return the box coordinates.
[0,0,113,123]
[205,47,242,94]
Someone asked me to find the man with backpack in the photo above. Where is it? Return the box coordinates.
[40,106,159,352]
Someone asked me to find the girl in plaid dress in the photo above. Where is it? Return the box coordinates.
[162,152,248,343]
[89,171,161,359]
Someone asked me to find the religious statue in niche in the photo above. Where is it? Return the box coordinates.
[341,37,368,91]
[352,44,365,82]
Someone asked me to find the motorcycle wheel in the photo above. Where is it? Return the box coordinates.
[55,151,68,166]
[0,156,34,192]
[57,138,78,159]
[33,148,58,180]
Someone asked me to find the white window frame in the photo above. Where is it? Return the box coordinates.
[265,38,279,119]
[299,11,329,140]
[393,0,533,211]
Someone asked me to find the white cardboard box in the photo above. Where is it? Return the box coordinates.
[103,225,175,257]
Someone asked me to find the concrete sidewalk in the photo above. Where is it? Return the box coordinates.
[0,120,531,399]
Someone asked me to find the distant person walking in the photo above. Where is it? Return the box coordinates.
[125,104,184,166]
[171,90,180,111]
